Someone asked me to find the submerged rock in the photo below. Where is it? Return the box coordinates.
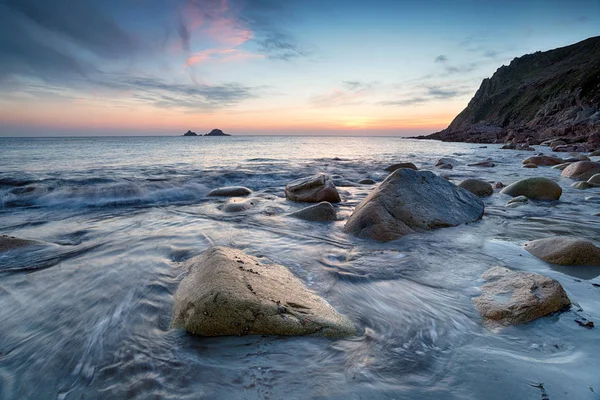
[522,163,538,168]
[221,198,257,212]
[435,158,457,169]
[459,179,493,197]
[500,177,562,201]
[522,155,563,166]
[472,266,571,327]
[506,195,529,207]
[524,236,600,266]
[552,162,572,170]
[208,186,252,197]
[171,247,356,337]
[0,235,39,252]
[384,162,418,172]
[289,202,337,221]
[467,160,495,167]
[561,161,600,181]
[493,182,505,189]
[343,169,484,241]
[359,178,376,185]
[285,174,341,203]
[572,181,592,190]
[588,173,600,187]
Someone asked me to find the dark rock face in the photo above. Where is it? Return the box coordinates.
[422,36,600,145]
[205,129,230,136]
[183,130,197,136]
[343,169,484,241]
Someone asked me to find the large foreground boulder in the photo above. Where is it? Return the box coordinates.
[0,235,39,252]
[472,267,571,327]
[171,247,356,337]
[561,161,600,181]
[524,236,600,266]
[289,202,336,221]
[208,186,252,197]
[285,174,341,203]
[500,177,562,200]
[343,169,484,241]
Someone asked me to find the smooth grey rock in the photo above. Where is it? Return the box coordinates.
[524,236,600,266]
[506,195,529,207]
[343,169,484,241]
[385,162,418,172]
[221,198,258,212]
[552,162,572,170]
[500,177,562,201]
[285,174,341,203]
[459,179,493,197]
[472,266,571,328]
[171,247,356,337]
[289,202,336,221]
[561,161,600,181]
[208,186,252,197]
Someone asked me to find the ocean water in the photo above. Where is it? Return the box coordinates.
[0,136,599,400]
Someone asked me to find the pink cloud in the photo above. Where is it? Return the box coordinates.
[185,48,263,67]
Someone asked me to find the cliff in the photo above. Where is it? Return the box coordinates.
[424,36,600,147]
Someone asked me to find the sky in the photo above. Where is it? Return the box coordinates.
[0,0,598,137]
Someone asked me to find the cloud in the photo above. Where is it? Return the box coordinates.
[379,85,473,107]
[310,80,377,107]
[435,55,448,63]
[184,48,263,67]
[177,17,191,52]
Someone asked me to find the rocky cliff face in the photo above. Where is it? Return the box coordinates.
[425,36,600,147]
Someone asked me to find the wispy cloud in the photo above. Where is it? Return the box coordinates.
[435,55,448,63]
[379,85,473,106]
[310,80,378,107]
[184,48,263,67]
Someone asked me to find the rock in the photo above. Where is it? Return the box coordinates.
[493,182,505,189]
[468,161,495,167]
[522,163,538,168]
[572,181,592,190]
[221,198,257,212]
[590,150,600,157]
[205,129,230,136]
[506,195,529,207]
[472,266,571,327]
[561,161,600,181]
[459,179,493,197]
[588,173,600,187]
[384,162,418,172]
[524,237,600,266]
[549,140,566,148]
[285,174,341,203]
[552,162,572,170]
[208,186,252,197]
[522,156,563,166]
[500,177,562,201]
[0,235,39,252]
[183,130,198,136]
[171,247,356,337]
[437,163,453,170]
[359,179,376,185]
[435,158,458,167]
[289,202,337,221]
[343,169,484,241]
[566,152,590,161]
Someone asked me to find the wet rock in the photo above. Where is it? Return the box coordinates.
[384,162,418,172]
[588,173,600,187]
[208,186,252,197]
[590,150,600,157]
[459,179,493,197]
[468,161,495,167]
[221,198,258,212]
[472,266,571,327]
[359,179,376,185]
[575,319,594,328]
[566,152,590,162]
[435,158,458,167]
[493,182,505,189]
[561,161,600,181]
[437,163,453,170]
[0,235,39,252]
[171,247,356,337]
[343,169,484,241]
[523,236,600,266]
[506,195,528,207]
[572,181,592,190]
[500,177,562,201]
[522,163,538,168]
[289,202,336,221]
[522,155,563,166]
[285,174,341,203]
[552,162,572,170]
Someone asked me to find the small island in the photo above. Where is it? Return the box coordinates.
[182,129,231,137]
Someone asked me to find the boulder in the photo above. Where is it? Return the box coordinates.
[472,266,571,327]
[435,158,457,167]
[171,247,356,337]
[289,202,337,221]
[0,235,39,252]
[588,173,600,187]
[561,161,600,181]
[522,156,563,166]
[459,179,493,197]
[523,237,600,266]
[590,150,600,157]
[522,163,538,168]
[552,163,572,170]
[208,186,252,197]
[384,162,418,172]
[493,182,505,189]
[221,198,257,212]
[572,181,592,190]
[359,179,376,185]
[468,161,495,167]
[437,163,453,170]
[343,169,484,241]
[285,174,341,203]
[500,177,562,201]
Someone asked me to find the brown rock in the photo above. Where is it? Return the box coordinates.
[384,162,418,172]
[472,266,571,327]
[171,247,356,337]
[522,156,563,166]
[285,174,341,203]
[500,177,562,201]
[522,163,538,168]
[208,186,252,197]
[524,236,600,266]
[459,179,493,197]
[561,161,600,181]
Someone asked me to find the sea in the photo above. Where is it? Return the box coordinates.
[0,135,599,399]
